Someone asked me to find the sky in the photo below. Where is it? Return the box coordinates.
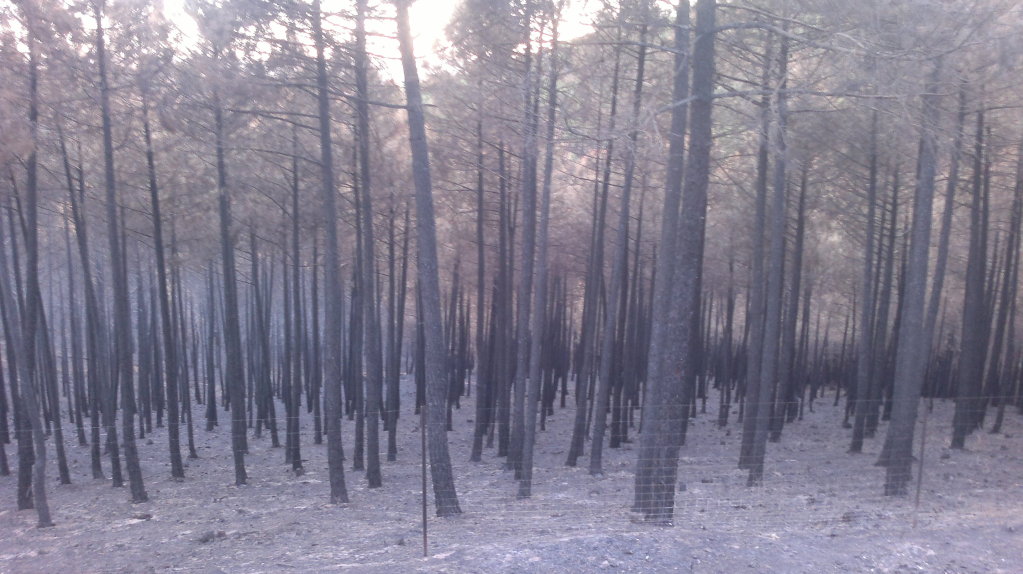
[160,0,598,79]
[407,0,459,57]
[389,0,599,78]
[404,0,599,49]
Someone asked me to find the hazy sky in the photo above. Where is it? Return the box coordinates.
[159,0,597,79]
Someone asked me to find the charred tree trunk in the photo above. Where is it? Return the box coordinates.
[205,269,219,432]
[311,0,348,503]
[878,61,943,496]
[355,0,384,488]
[213,85,247,486]
[747,35,789,487]
[396,0,461,516]
[519,10,561,497]
[925,85,966,354]
[952,107,989,449]
[633,0,713,524]
[850,107,881,454]
[289,134,304,475]
[470,114,489,463]
[566,30,617,469]
[508,5,540,476]
[990,139,1023,434]
[58,127,106,481]
[770,162,806,443]
[387,206,410,461]
[95,0,147,503]
[142,89,184,478]
[738,36,774,469]
[592,12,648,476]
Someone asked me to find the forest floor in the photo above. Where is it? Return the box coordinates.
[1,383,1022,573]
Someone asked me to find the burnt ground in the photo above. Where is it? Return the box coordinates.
[1,383,1022,573]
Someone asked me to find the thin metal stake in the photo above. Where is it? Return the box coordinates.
[421,403,429,557]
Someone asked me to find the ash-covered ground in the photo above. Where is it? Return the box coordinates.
[2,383,1021,573]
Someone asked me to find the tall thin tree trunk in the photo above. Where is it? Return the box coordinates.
[289,133,304,475]
[738,36,774,469]
[2,35,54,516]
[395,0,461,516]
[142,90,184,478]
[770,163,807,443]
[990,138,1023,434]
[747,35,789,487]
[205,269,218,432]
[878,60,943,496]
[952,106,989,449]
[470,113,489,463]
[592,11,648,476]
[213,87,247,486]
[851,106,881,453]
[508,4,540,476]
[355,0,384,488]
[924,85,966,351]
[312,0,348,503]
[566,29,618,469]
[633,0,711,524]
[519,9,561,497]
[0,205,34,507]
[867,169,900,436]
[95,0,147,502]
[19,28,56,514]
[58,127,106,480]
[387,206,410,460]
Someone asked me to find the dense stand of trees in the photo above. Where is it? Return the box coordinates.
[2,0,1023,526]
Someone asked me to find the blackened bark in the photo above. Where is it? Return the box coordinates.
[310,240,322,446]
[770,163,806,443]
[867,170,900,436]
[312,0,348,503]
[508,4,539,476]
[850,107,880,454]
[95,0,147,502]
[213,91,247,487]
[61,200,86,451]
[738,35,773,470]
[879,60,942,496]
[16,11,55,522]
[519,11,561,497]
[355,0,384,488]
[289,133,304,475]
[0,353,8,477]
[592,12,648,476]
[387,206,410,461]
[0,199,36,511]
[396,0,461,516]
[38,299,70,484]
[470,116,489,463]
[205,269,219,432]
[952,107,988,449]
[990,138,1023,434]
[747,35,789,487]
[632,0,705,524]
[142,91,184,478]
[58,127,105,480]
[566,30,618,469]
[924,85,966,353]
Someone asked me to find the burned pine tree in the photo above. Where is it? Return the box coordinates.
[877,61,943,496]
[395,0,461,516]
[94,0,147,502]
[633,0,717,524]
